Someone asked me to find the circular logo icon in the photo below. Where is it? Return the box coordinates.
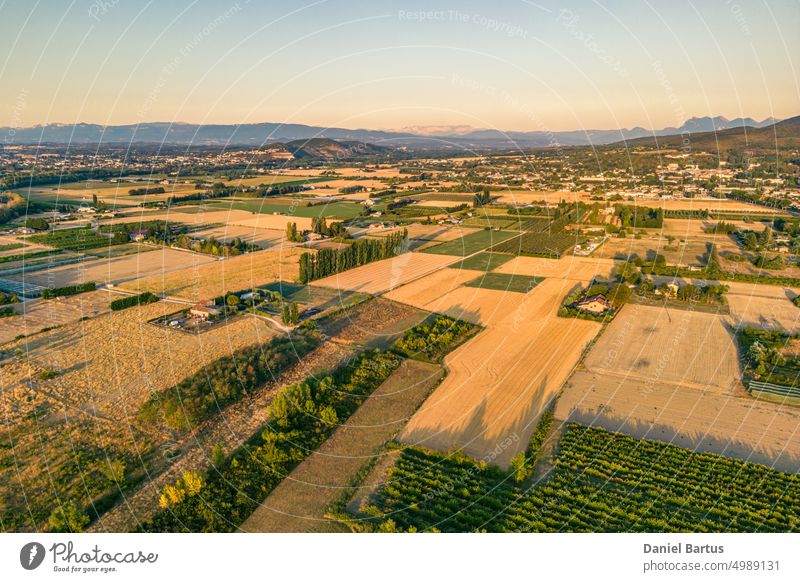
[20,542,46,570]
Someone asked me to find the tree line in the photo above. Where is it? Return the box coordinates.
[298,229,408,283]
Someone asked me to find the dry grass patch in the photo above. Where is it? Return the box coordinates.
[118,247,305,301]
[0,290,113,345]
[0,301,278,531]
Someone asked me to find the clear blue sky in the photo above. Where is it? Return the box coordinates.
[0,0,797,131]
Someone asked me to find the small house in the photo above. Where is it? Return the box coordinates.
[576,294,611,315]
[129,229,148,242]
[190,304,221,320]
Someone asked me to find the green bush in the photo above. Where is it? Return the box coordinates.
[392,315,477,363]
[41,281,96,299]
[138,330,320,430]
[110,292,160,311]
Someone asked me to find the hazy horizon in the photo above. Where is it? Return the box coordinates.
[1,0,798,132]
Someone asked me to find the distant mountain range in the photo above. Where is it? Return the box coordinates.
[622,115,800,152]
[0,115,786,150]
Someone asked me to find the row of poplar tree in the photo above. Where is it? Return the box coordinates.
[298,229,408,283]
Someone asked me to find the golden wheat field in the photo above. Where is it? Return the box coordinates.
[311,252,457,295]
[400,278,601,468]
[494,255,617,281]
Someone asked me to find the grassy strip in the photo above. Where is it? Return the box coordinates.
[30,228,128,251]
[139,349,403,532]
[464,273,542,293]
[0,249,63,264]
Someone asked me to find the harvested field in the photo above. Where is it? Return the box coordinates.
[582,304,741,394]
[658,218,753,238]
[5,247,216,288]
[554,300,800,473]
[100,208,314,231]
[494,190,591,205]
[400,278,601,468]
[227,213,314,231]
[210,199,362,220]
[118,247,305,301]
[21,181,204,207]
[726,283,800,332]
[310,252,457,295]
[414,199,470,208]
[224,175,326,188]
[0,290,113,345]
[593,236,712,266]
[241,359,444,532]
[384,268,479,312]
[495,255,617,282]
[189,225,285,249]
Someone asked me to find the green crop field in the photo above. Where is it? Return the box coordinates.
[461,216,523,230]
[421,230,518,257]
[455,251,515,272]
[491,229,578,258]
[463,273,542,293]
[365,424,800,532]
[29,227,127,251]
